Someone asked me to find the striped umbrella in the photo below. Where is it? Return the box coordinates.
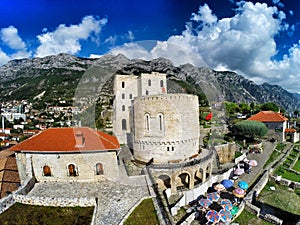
[220,199,233,211]
[207,192,220,202]
[198,198,212,208]
[214,183,226,192]
[206,210,220,223]
[219,209,232,222]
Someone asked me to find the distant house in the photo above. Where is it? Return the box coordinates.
[247,111,288,141]
[10,127,121,184]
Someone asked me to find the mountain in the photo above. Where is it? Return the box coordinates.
[0,53,299,112]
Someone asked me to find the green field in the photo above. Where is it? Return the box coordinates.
[0,203,94,225]
[235,209,272,225]
[124,198,159,225]
[257,181,300,215]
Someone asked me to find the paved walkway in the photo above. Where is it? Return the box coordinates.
[27,164,150,225]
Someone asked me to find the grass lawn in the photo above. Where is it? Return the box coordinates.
[124,198,159,225]
[234,209,272,225]
[257,181,300,215]
[263,150,281,168]
[292,159,300,172]
[0,203,94,225]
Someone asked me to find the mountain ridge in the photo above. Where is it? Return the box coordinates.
[0,53,299,111]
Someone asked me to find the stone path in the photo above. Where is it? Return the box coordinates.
[27,161,150,225]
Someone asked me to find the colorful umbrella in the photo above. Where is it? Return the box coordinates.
[248,159,258,167]
[214,183,226,192]
[207,192,220,202]
[220,199,233,211]
[198,198,212,208]
[231,206,239,216]
[219,209,232,222]
[221,179,233,189]
[206,210,220,223]
[233,188,246,198]
[238,180,249,190]
[234,168,244,175]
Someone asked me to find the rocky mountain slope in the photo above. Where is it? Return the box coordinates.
[0,53,299,111]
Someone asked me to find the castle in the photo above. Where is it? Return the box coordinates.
[113,72,216,194]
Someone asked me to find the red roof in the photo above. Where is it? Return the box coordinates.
[248,111,288,122]
[10,127,120,153]
[285,128,297,133]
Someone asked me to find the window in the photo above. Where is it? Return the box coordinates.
[96,163,104,175]
[145,114,150,132]
[122,93,125,99]
[146,90,149,95]
[172,146,174,151]
[160,80,164,87]
[122,119,127,130]
[158,114,164,131]
[122,105,125,111]
[148,79,151,86]
[68,164,77,177]
[129,93,132,99]
[167,147,170,151]
[43,165,51,176]
[122,81,125,88]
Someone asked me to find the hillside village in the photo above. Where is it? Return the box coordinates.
[0,71,300,225]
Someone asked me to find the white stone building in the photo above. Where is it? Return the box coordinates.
[10,127,120,184]
[113,72,200,164]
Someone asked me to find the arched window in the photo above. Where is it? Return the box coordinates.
[68,164,77,177]
[145,114,150,132]
[160,80,164,87]
[122,81,125,88]
[96,163,104,175]
[122,105,125,111]
[43,165,51,176]
[122,93,125,99]
[158,113,164,131]
[122,119,127,130]
[148,79,151,86]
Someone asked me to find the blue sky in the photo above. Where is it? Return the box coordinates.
[0,0,300,93]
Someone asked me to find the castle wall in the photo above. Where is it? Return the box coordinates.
[112,72,167,144]
[16,151,119,183]
[132,94,199,163]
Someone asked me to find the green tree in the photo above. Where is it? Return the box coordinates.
[260,102,279,112]
[234,120,268,139]
[294,110,299,117]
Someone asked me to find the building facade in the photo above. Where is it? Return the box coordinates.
[10,127,120,184]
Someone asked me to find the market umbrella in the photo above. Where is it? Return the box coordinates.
[231,206,239,216]
[248,159,258,167]
[214,183,226,192]
[238,180,249,190]
[234,168,244,176]
[221,179,233,189]
[220,199,233,211]
[207,192,220,202]
[233,188,246,198]
[205,210,220,223]
[198,198,212,208]
[219,209,232,222]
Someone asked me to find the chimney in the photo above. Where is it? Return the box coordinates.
[75,131,85,147]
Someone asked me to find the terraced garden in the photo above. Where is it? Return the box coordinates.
[274,144,300,182]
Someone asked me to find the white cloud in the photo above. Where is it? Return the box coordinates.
[35,16,107,57]
[0,49,10,65]
[1,26,26,50]
[109,42,152,60]
[108,2,300,93]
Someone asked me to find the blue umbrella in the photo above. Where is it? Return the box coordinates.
[219,209,232,222]
[221,179,233,189]
[238,180,249,190]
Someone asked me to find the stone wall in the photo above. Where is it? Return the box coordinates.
[14,195,96,207]
[133,94,199,164]
[16,151,119,183]
[215,142,236,164]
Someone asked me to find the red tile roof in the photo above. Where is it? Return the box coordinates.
[10,127,120,153]
[285,128,297,133]
[248,111,288,122]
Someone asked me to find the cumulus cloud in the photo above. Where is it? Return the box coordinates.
[1,26,26,50]
[109,2,300,93]
[109,42,152,60]
[35,16,107,57]
[0,49,10,65]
